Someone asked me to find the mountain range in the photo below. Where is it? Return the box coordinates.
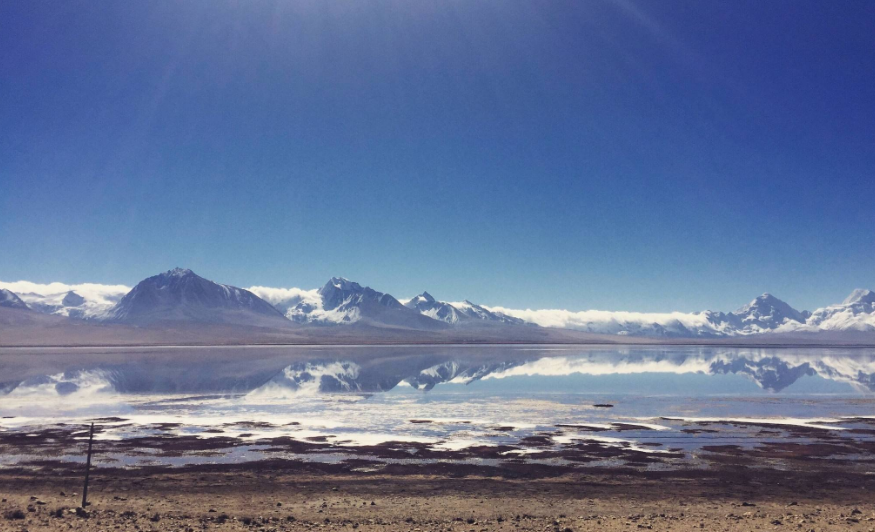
[1,267,875,345]
[286,277,449,330]
[405,292,526,326]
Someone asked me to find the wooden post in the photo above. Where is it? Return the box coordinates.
[81,423,95,508]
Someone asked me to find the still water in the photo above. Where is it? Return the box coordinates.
[1,345,874,470]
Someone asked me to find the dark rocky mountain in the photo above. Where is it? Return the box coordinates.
[106,268,289,326]
[61,291,86,307]
[0,289,29,310]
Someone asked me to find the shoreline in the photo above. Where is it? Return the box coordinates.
[4,340,875,349]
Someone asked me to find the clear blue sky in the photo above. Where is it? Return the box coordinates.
[1,0,873,313]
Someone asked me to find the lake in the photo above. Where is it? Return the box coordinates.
[2,344,875,472]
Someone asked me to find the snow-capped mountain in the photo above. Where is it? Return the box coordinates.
[285,277,448,330]
[404,292,466,324]
[24,290,99,319]
[3,270,875,341]
[450,300,527,325]
[485,294,809,338]
[731,293,806,333]
[118,274,875,338]
[0,280,129,319]
[0,289,29,310]
[404,292,527,325]
[105,268,289,326]
[796,289,875,332]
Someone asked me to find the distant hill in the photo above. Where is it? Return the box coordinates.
[105,268,290,327]
[0,289,29,310]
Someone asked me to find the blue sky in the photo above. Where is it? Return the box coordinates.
[1,0,873,313]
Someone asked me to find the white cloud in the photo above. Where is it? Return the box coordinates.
[247,285,320,311]
[247,285,360,324]
[482,305,729,337]
[0,280,130,305]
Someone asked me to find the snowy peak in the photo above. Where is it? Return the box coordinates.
[167,267,194,278]
[404,292,435,310]
[736,293,800,318]
[7,272,875,339]
[417,291,436,304]
[402,291,527,326]
[317,277,404,312]
[405,292,466,324]
[152,267,198,286]
[731,293,805,332]
[291,278,445,329]
[107,268,288,326]
[0,289,29,310]
[802,288,875,332]
[322,277,363,294]
[843,289,875,306]
[61,291,85,307]
[455,300,527,325]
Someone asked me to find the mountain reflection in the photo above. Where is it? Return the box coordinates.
[2,346,874,397]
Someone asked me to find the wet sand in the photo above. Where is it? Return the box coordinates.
[3,461,875,532]
[3,415,875,531]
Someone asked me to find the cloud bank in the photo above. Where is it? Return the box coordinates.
[483,305,732,337]
[0,280,130,305]
[0,280,131,318]
[246,285,358,324]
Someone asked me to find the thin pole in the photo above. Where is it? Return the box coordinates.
[82,423,94,508]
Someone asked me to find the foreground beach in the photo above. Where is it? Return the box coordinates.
[2,460,875,532]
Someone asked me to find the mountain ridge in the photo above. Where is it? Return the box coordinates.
[2,270,875,341]
[402,291,529,326]
[287,277,449,330]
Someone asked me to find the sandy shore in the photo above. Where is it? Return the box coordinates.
[3,461,875,532]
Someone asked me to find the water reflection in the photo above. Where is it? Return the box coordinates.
[2,346,874,398]
[2,346,875,471]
